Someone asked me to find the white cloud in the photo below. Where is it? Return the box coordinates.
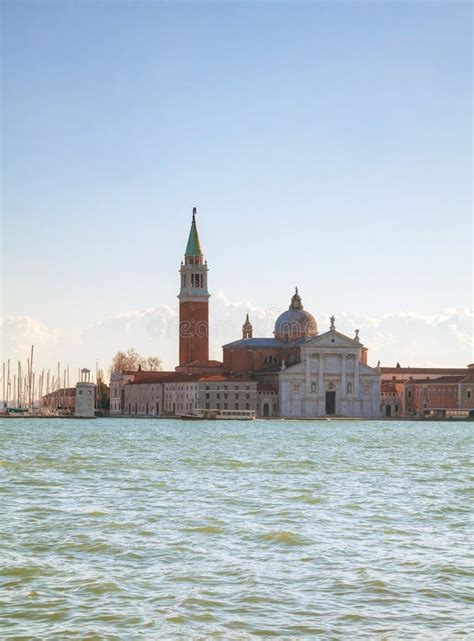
[1,297,472,385]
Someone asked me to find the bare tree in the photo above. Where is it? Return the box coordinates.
[110,349,163,374]
[143,356,163,371]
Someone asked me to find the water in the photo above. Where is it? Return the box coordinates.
[0,419,472,640]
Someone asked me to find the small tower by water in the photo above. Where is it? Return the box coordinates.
[75,368,95,418]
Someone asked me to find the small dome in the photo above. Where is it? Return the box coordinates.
[274,288,318,342]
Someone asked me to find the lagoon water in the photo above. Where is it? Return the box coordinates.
[0,418,472,640]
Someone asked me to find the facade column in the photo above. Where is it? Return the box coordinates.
[341,354,346,396]
[305,354,311,416]
[354,356,360,398]
[318,353,324,415]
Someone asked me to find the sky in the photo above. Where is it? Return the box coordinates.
[1,1,472,378]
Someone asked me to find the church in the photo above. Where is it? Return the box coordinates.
[222,289,381,418]
[111,209,471,420]
[173,209,381,418]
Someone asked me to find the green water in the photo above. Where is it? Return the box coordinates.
[0,418,472,640]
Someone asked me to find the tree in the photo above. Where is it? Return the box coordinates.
[109,349,163,374]
[144,356,162,371]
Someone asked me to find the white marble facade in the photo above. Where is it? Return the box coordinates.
[279,326,381,418]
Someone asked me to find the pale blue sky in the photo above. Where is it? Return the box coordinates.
[1,1,472,371]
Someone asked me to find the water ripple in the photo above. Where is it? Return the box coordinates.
[0,418,472,639]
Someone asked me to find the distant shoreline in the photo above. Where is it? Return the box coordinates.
[0,414,472,423]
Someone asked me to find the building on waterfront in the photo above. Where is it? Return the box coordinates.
[41,387,76,412]
[111,215,382,418]
[75,368,96,418]
[278,319,381,418]
[109,209,472,420]
[223,290,381,418]
[380,380,403,418]
[459,369,474,412]
[380,364,474,418]
[122,375,257,417]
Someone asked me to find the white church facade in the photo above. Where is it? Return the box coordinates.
[279,319,381,418]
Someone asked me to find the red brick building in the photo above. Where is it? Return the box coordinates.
[380,365,474,417]
[178,208,212,367]
[222,288,317,383]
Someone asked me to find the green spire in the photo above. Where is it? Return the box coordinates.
[185,207,203,256]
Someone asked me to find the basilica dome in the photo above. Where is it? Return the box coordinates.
[274,288,318,342]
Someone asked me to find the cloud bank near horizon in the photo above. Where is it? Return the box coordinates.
[1,290,472,381]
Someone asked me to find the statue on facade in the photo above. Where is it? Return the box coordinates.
[330,315,336,330]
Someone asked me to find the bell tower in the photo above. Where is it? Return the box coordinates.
[178,208,210,366]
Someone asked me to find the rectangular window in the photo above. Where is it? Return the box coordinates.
[235,402,239,410]
[311,382,316,393]
[293,385,300,394]
[468,389,472,399]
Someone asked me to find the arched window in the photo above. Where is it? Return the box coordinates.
[264,355,278,365]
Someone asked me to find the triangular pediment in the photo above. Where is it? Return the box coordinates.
[303,330,362,349]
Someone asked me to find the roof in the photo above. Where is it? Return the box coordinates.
[180,360,222,368]
[257,384,277,393]
[198,375,256,383]
[381,367,467,375]
[460,372,474,383]
[405,376,464,385]
[128,373,255,385]
[42,387,76,398]
[128,373,202,385]
[185,210,203,256]
[223,337,287,349]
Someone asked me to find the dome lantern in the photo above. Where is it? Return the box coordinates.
[274,288,318,343]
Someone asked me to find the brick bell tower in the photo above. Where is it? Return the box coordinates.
[178,207,210,366]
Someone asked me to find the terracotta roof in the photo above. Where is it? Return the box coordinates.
[198,375,256,383]
[128,373,201,385]
[181,360,223,367]
[128,373,255,385]
[42,387,76,398]
[381,367,467,375]
[405,376,464,385]
[459,372,474,383]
